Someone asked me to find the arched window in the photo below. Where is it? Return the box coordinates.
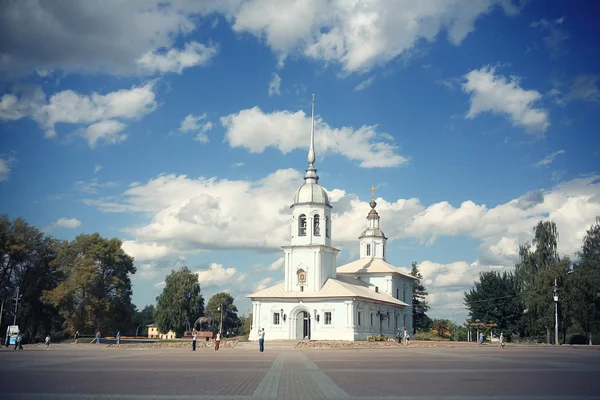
[298,214,306,236]
[325,216,330,238]
[313,214,320,236]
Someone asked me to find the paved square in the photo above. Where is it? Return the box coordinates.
[0,344,598,399]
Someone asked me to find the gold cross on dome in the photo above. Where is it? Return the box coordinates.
[370,185,376,202]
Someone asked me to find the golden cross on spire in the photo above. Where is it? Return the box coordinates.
[370,185,376,202]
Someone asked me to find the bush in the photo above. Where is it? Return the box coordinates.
[413,331,451,341]
[367,335,388,342]
[567,334,588,345]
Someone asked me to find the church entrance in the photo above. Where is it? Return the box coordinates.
[295,311,311,340]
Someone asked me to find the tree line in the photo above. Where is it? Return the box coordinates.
[0,214,249,343]
[0,214,136,342]
[464,218,600,345]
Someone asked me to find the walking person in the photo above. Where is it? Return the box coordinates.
[396,328,401,344]
[499,332,505,348]
[192,330,197,351]
[214,330,221,351]
[258,328,265,352]
[45,334,51,350]
[74,331,79,344]
[14,333,23,350]
[403,328,408,345]
[116,331,121,345]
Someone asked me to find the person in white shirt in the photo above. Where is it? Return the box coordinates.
[214,330,221,352]
[258,328,265,352]
[192,330,197,351]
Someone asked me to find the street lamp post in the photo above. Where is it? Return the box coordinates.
[218,304,223,333]
[13,287,21,326]
[553,278,559,345]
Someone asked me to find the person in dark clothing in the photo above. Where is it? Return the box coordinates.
[192,330,197,351]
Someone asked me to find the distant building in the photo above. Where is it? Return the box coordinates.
[147,324,177,339]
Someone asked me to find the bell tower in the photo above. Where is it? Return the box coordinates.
[359,185,387,260]
[283,95,339,293]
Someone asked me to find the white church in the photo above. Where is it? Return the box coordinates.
[248,95,416,341]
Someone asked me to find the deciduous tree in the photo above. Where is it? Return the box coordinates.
[154,267,204,337]
[464,270,523,336]
[205,292,239,334]
[42,233,136,335]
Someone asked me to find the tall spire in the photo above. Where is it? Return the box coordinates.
[308,94,315,166]
[304,94,319,183]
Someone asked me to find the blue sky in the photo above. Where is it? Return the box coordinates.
[1,0,599,322]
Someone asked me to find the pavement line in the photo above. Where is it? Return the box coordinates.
[300,352,349,400]
[251,352,285,399]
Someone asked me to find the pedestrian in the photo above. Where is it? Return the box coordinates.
[116,331,121,345]
[45,334,50,350]
[214,330,221,351]
[74,331,79,344]
[396,328,401,343]
[258,328,265,352]
[403,328,408,345]
[14,333,23,351]
[192,330,197,351]
[499,333,505,348]
[95,331,101,345]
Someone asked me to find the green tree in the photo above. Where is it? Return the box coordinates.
[154,267,204,337]
[42,233,136,335]
[239,313,252,337]
[464,270,524,336]
[515,221,570,343]
[570,217,600,344]
[205,292,239,334]
[410,261,431,333]
[0,215,64,341]
[133,304,155,336]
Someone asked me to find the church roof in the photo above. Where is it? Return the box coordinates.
[293,182,330,206]
[336,258,417,280]
[247,275,410,307]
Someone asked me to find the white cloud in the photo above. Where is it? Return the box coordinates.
[568,75,600,103]
[46,218,82,231]
[253,277,274,292]
[195,263,246,287]
[0,2,227,77]
[74,178,117,194]
[268,73,281,96]
[267,257,284,271]
[530,17,569,58]
[85,167,600,319]
[232,162,245,167]
[138,41,218,74]
[220,106,409,168]
[354,77,375,92]
[94,164,103,174]
[0,83,157,145]
[175,114,213,144]
[0,156,12,182]
[462,65,550,134]
[230,0,521,73]
[80,120,128,148]
[536,150,565,167]
[85,163,600,282]
[0,1,523,78]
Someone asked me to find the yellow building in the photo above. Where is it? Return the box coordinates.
[147,324,177,339]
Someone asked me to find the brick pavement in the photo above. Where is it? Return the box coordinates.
[0,345,599,399]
